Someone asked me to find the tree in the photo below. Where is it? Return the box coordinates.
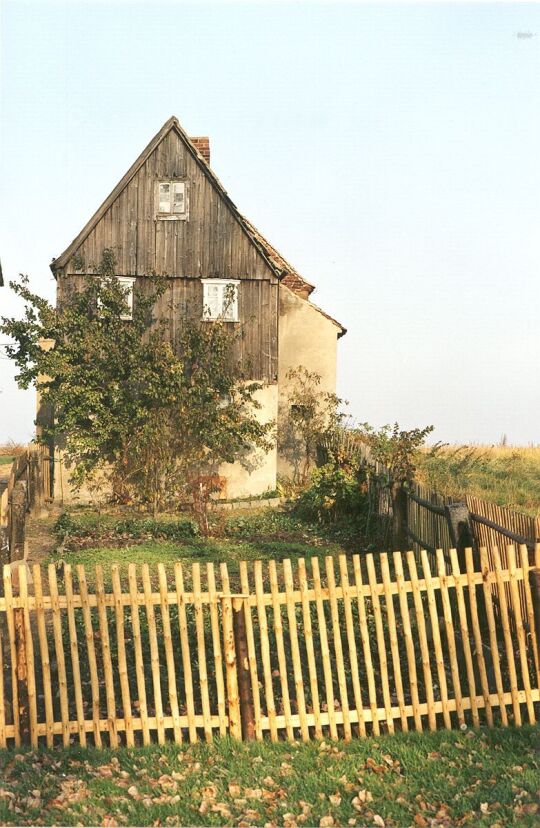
[278,366,346,485]
[1,251,274,524]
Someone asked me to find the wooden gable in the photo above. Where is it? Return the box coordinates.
[52,118,279,282]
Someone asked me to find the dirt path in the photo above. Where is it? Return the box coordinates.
[25,507,62,565]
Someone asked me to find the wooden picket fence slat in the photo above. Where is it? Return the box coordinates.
[0,545,538,748]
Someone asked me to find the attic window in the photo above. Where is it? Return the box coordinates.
[156,181,188,220]
[202,279,240,322]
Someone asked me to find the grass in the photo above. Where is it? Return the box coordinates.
[44,507,352,590]
[0,455,15,466]
[0,726,537,826]
[416,444,540,517]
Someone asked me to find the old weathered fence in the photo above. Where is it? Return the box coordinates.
[0,445,52,564]
[1,546,538,748]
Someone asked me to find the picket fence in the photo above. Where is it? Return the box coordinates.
[0,545,539,749]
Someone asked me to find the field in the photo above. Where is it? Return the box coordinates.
[415,444,540,517]
[0,727,538,827]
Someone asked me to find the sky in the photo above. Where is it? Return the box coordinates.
[1,0,539,446]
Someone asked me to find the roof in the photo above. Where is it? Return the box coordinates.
[52,116,345,337]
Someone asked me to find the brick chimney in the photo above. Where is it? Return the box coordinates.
[191,136,210,165]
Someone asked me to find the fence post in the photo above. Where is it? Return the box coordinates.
[12,566,30,745]
[9,480,27,562]
[232,597,256,740]
[392,484,408,550]
[529,568,540,660]
[221,596,242,739]
[445,502,475,567]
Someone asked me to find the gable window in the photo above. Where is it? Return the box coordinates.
[202,279,240,322]
[156,181,188,220]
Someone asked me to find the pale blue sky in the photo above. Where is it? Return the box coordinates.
[1,1,539,445]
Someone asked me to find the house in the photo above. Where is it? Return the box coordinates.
[49,116,345,501]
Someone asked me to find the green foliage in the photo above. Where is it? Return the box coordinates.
[357,421,435,488]
[293,463,367,524]
[54,511,198,542]
[278,366,346,484]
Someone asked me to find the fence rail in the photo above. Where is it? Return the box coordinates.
[0,445,51,564]
[1,545,538,749]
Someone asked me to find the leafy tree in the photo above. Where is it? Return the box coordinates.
[1,251,274,524]
[278,366,346,485]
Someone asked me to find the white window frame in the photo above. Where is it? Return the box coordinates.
[155,180,188,220]
[117,277,136,320]
[201,279,240,322]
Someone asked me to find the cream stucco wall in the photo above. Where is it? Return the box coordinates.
[277,286,339,479]
[218,382,278,499]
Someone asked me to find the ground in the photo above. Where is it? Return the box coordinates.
[0,727,537,827]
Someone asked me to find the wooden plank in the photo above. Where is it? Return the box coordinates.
[435,550,464,727]
[49,564,71,746]
[253,559,278,740]
[420,550,451,729]
[32,565,54,746]
[366,555,394,733]
[3,565,20,745]
[478,547,508,724]
[519,545,540,688]
[463,548,494,725]
[283,559,309,741]
[0,618,5,748]
[111,565,134,747]
[220,562,241,739]
[268,560,293,740]
[352,555,379,735]
[77,565,102,746]
[406,552,436,731]
[192,563,213,742]
[18,565,38,747]
[506,547,535,723]
[338,555,365,737]
[489,547,521,725]
[325,556,351,740]
[393,552,422,731]
[174,562,197,742]
[64,565,87,746]
[95,565,118,747]
[297,558,323,738]
[142,563,165,744]
[158,564,182,743]
[380,554,408,731]
[311,556,337,739]
[448,550,479,727]
[208,562,228,737]
[128,564,150,745]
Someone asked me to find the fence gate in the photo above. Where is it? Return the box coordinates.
[0,547,539,748]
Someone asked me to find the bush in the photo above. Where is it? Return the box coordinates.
[293,463,367,524]
[53,512,198,542]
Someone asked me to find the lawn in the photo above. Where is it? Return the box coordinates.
[0,727,537,827]
[41,507,359,590]
[415,445,540,517]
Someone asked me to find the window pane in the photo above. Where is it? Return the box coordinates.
[158,183,171,212]
[172,182,185,213]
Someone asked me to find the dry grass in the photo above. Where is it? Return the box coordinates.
[0,440,25,457]
[416,444,540,516]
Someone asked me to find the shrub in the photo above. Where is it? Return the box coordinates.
[293,463,368,524]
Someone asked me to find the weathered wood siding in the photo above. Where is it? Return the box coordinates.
[56,128,279,381]
[59,129,273,281]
